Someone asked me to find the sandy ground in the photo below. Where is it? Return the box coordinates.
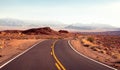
[70,37,119,69]
[0,39,45,66]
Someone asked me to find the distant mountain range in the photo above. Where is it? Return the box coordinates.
[65,23,119,31]
[0,18,67,30]
[0,19,25,27]
[0,18,120,32]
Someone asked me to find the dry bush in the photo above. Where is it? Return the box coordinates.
[91,47,100,51]
[87,37,94,42]
[82,38,98,47]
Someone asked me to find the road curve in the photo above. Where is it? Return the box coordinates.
[54,39,115,70]
[0,40,57,70]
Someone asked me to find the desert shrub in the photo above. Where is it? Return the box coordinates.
[83,44,90,47]
[0,55,2,57]
[87,37,94,42]
[112,53,120,59]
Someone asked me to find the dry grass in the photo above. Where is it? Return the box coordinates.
[81,38,98,47]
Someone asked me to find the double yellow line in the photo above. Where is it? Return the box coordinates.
[51,40,66,70]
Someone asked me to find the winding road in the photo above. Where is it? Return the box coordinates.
[0,39,117,70]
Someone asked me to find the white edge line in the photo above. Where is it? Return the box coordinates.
[68,40,117,70]
[0,40,43,69]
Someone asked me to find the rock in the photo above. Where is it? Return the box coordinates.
[83,44,90,47]
[58,30,69,33]
[91,47,101,51]
[100,50,106,54]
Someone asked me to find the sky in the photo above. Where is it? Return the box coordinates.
[0,0,120,27]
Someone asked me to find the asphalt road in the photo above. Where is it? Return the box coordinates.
[0,40,57,70]
[54,39,115,70]
[0,39,116,70]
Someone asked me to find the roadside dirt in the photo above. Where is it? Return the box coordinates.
[70,37,119,69]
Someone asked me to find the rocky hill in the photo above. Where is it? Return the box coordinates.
[22,27,59,35]
[0,27,70,35]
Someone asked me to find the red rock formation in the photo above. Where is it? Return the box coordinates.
[22,27,58,35]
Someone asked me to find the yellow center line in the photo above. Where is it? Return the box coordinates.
[55,63,61,70]
[51,40,66,70]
